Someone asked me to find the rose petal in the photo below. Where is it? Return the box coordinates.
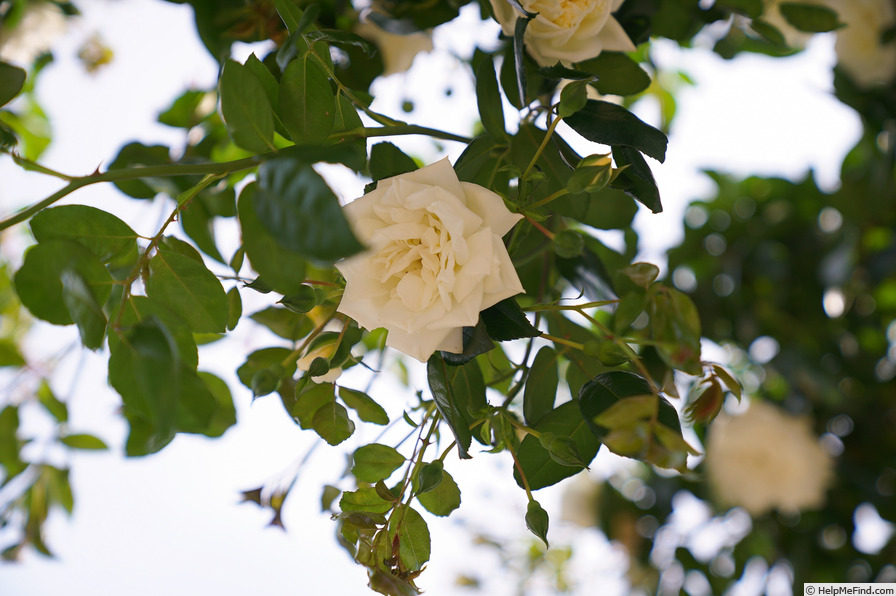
[461,182,523,237]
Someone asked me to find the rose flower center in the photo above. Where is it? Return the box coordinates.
[529,0,602,28]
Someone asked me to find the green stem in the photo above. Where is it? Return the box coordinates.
[0,154,263,232]
[522,111,562,180]
[522,299,619,312]
[329,125,471,145]
[526,187,571,212]
[540,333,584,351]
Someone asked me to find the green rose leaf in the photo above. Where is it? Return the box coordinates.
[351,443,406,483]
[338,386,389,425]
[0,61,26,108]
[278,55,335,145]
[369,141,418,182]
[219,59,276,154]
[523,346,559,426]
[650,285,702,374]
[146,246,228,333]
[481,298,541,341]
[30,205,138,265]
[415,460,444,495]
[107,143,178,200]
[427,354,480,459]
[779,2,844,32]
[611,145,663,213]
[37,381,68,423]
[416,468,461,517]
[255,157,363,263]
[14,240,112,326]
[311,400,355,446]
[237,183,308,296]
[389,506,431,572]
[59,433,108,451]
[565,100,668,163]
[576,53,651,96]
[513,400,602,490]
[290,381,335,429]
[249,307,313,341]
[475,56,507,139]
[339,486,392,515]
[60,269,107,350]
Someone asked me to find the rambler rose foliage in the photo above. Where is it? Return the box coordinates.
[1,0,894,593]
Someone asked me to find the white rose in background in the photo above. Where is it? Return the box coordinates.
[336,158,524,362]
[355,20,433,76]
[489,0,636,67]
[822,0,896,87]
[705,400,834,516]
[0,1,67,66]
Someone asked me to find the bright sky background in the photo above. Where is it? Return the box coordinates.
[0,1,862,595]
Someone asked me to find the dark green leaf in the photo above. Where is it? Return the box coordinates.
[512,16,531,108]
[525,500,550,548]
[351,444,405,483]
[339,386,389,425]
[475,58,506,139]
[0,61,27,108]
[369,141,417,181]
[416,468,461,517]
[107,143,176,199]
[481,298,541,341]
[440,320,496,366]
[513,401,602,490]
[389,506,430,571]
[524,346,559,426]
[158,89,210,129]
[255,157,363,262]
[415,460,443,494]
[237,183,308,295]
[552,229,585,259]
[14,240,112,326]
[226,287,242,331]
[311,400,355,445]
[427,353,474,459]
[278,56,335,145]
[576,53,651,96]
[220,59,276,153]
[779,2,843,32]
[556,244,617,301]
[565,100,668,162]
[117,296,198,369]
[0,340,25,367]
[578,371,655,439]
[59,433,108,451]
[146,247,228,333]
[180,195,226,264]
[195,371,237,437]
[611,145,663,213]
[30,205,137,264]
[60,269,107,350]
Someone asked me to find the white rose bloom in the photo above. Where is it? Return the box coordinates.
[355,21,433,76]
[0,1,67,66]
[705,400,834,516]
[336,158,524,362]
[822,0,896,87]
[489,0,636,67]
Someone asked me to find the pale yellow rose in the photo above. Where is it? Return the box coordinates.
[821,0,896,87]
[335,158,524,362]
[355,21,433,76]
[489,0,636,67]
[705,400,833,515]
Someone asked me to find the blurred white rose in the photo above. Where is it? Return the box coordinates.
[0,1,67,66]
[705,400,833,515]
[336,158,524,362]
[822,0,896,87]
[355,20,433,76]
[489,0,636,67]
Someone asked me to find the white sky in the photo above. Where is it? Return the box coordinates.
[0,1,862,595]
